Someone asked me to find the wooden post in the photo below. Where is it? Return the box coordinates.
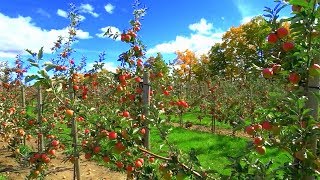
[37,85,44,152]
[69,80,81,180]
[21,85,26,146]
[142,70,150,150]
[305,73,319,180]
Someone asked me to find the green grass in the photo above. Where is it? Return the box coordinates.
[165,109,233,129]
[0,174,7,180]
[150,126,291,176]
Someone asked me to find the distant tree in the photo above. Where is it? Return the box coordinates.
[208,16,272,79]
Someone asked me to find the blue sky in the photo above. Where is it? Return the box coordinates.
[0,0,291,72]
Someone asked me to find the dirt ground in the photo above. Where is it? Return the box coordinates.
[170,122,251,139]
[0,139,126,180]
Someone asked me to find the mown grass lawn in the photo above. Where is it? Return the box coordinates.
[55,119,291,178]
[150,126,291,177]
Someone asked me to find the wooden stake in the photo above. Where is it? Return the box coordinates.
[142,70,150,150]
[37,85,44,152]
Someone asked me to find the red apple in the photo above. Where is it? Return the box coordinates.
[108,131,117,140]
[253,137,264,145]
[262,68,273,78]
[51,140,60,147]
[85,153,92,159]
[103,156,110,163]
[126,165,135,172]
[309,63,320,77]
[276,27,289,38]
[267,33,278,44]
[122,111,130,118]
[93,146,101,154]
[140,128,146,135]
[282,42,294,52]
[116,161,124,169]
[245,126,255,135]
[288,72,300,84]
[261,121,272,131]
[135,159,143,168]
[256,145,266,155]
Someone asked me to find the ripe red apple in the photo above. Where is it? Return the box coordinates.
[149,157,155,163]
[256,145,266,155]
[85,153,92,159]
[126,165,134,172]
[135,159,143,168]
[108,131,117,140]
[245,126,255,135]
[65,109,74,117]
[309,63,320,77]
[103,156,110,163]
[119,75,126,82]
[288,72,300,84]
[48,149,56,156]
[262,68,273,78]
[84,129,90,134]
[133,45,140,52]
[135,76,142,83]
[253,137,264,145]
[276,27,289,38]
[73,85,79,91]
[93,146,101,154]
[140,128,146,135]
[51,140,60,147]
[122,111,130,118]
[115,141,126,152]
[261,121,272,131]
[282,42,294,52]
[163,90,170,96]
[116,161,124,169]
[267,33,278,44]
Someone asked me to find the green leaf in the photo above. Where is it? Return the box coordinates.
[37,47,44,60]
[27,58,35,63]
[38,69,49,79]
[25,49,36,57]
[25,75,39,83]
[26,105,36,118]
[290,0,309,7]
[30,62,39,68]
[44,63,55,72]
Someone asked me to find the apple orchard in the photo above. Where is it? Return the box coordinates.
[0,0,320,179]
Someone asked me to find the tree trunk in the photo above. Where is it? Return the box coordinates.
[142,70,150,150]
[304,74,319,180]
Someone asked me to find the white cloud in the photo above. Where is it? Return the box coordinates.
[147,18,224,56]
[79,4,99,17]
[57,9,86,22]
[240,16,254,24]
[0,13,91,58]
[57,9,68,18]
[233,0,261,24]
[188,18,213,35]
[79,15,86,21]
[105,3,115,14]
[36,8,51,18]
[96,26,121,40]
